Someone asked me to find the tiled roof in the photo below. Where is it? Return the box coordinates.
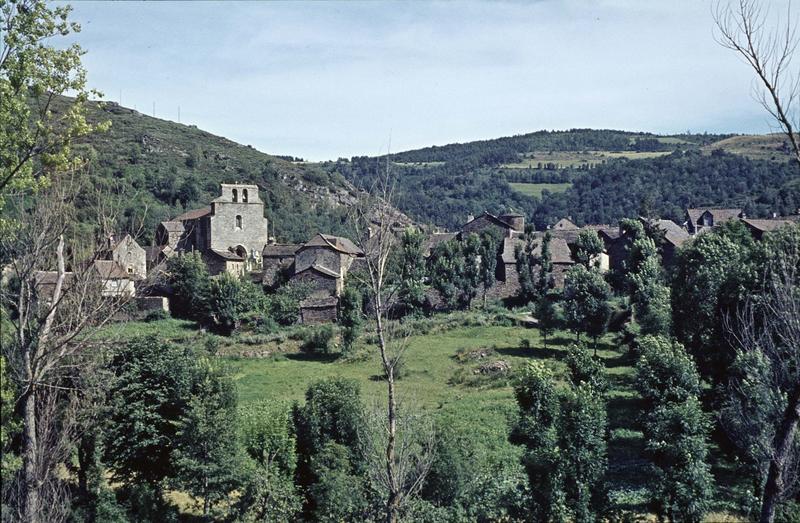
[262,244,301,257]
[175,206,211,221]
[539,237,573,264]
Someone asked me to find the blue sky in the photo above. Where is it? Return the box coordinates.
[60,1,786,161]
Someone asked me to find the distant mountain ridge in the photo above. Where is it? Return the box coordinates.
[333,129,799,230]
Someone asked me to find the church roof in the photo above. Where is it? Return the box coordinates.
[175,207,211,221]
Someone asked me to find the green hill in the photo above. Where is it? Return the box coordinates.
[63,98,361,244]
[335,129,800,229]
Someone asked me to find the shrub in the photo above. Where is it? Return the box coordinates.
[565,344,608,393]
[300,325,335,355]
[143,308,170,322]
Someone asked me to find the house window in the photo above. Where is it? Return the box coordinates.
[127,266,134,274]
[232,188,238,202]
[242,189,249,202]
[235,215,243,229]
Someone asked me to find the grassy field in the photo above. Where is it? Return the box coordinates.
[702,134,794,162]
[501,150,672,170]
[106,315,746,520]
[509,181,572,198]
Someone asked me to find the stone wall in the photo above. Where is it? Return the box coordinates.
[293,270,339,295]
[137,296,169,312]
[300,305,338,324]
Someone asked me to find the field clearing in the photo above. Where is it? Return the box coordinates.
[702,134,794,162]
[502,150,672,169]
[509,182,572,198]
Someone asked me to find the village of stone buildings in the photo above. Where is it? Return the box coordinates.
[39,182,799,325]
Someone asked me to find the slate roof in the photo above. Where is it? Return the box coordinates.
[473,212,515,229]
[35,271,76,285]
[501,237,526,264]
[686,208,742,225]
[175,206,211,221]
[299,295,339,308]
[537,237,573,264]
[424,232,458,256]
[159,220,185,232]
[262,244,302,257]
[92,260,130,279]
[295,264,340,279]
[742,218,796,233]
[207,249,244,261]
[655,219,690,246]
[301,233,363,255]
[553,218,579,231]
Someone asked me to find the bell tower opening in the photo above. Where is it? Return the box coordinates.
[232,188,238,202]
[242,189,248,202]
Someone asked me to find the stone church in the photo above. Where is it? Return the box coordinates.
[156,183,270,275]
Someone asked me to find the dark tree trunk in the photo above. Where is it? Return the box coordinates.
[760,384,800,523]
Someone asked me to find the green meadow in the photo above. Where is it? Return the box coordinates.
[509,181,572,198]
[105,314,747,520]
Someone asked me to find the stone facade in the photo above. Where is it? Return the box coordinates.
[159,184,270,275]
[108,234,147,280]
[262,244,301,287]
[299,296,339,324]
[685,208,743,235]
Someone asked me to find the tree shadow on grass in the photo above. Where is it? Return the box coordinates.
[603,351,637,369]
[285,352,340,363]
[606,395,643,432]
[495,345,566,361]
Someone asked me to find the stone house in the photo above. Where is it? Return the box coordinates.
[101,234,147,280]
[685,208,743,235]
[262,243,302,287]
[460,212,524,239]
[286,233,364,324]
[156,183,270,275]
[35,259,136,301]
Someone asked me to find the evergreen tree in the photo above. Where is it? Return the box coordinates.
[635,335,713,522]
[393,229,427,315]
[172,360,242,516]
[512,362,565,521]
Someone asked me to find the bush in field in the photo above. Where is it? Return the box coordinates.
[267,282,313,326]
[206,273,266,334]
[565,344,608,393]
[167,252,211,321]
[299,325,335,355]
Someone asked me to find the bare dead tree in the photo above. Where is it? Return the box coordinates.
[349,160,433,523]
[723,240,800,523]
[0,176,138,522]
[714,0,800,168]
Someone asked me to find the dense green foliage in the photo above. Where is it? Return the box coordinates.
[562,265,613,346]
[55,96,355,244]
[635,336,713,522]
[337,130,798,231]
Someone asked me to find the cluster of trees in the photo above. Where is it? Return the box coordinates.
[531,150,800,228]
[512,346,608,521]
